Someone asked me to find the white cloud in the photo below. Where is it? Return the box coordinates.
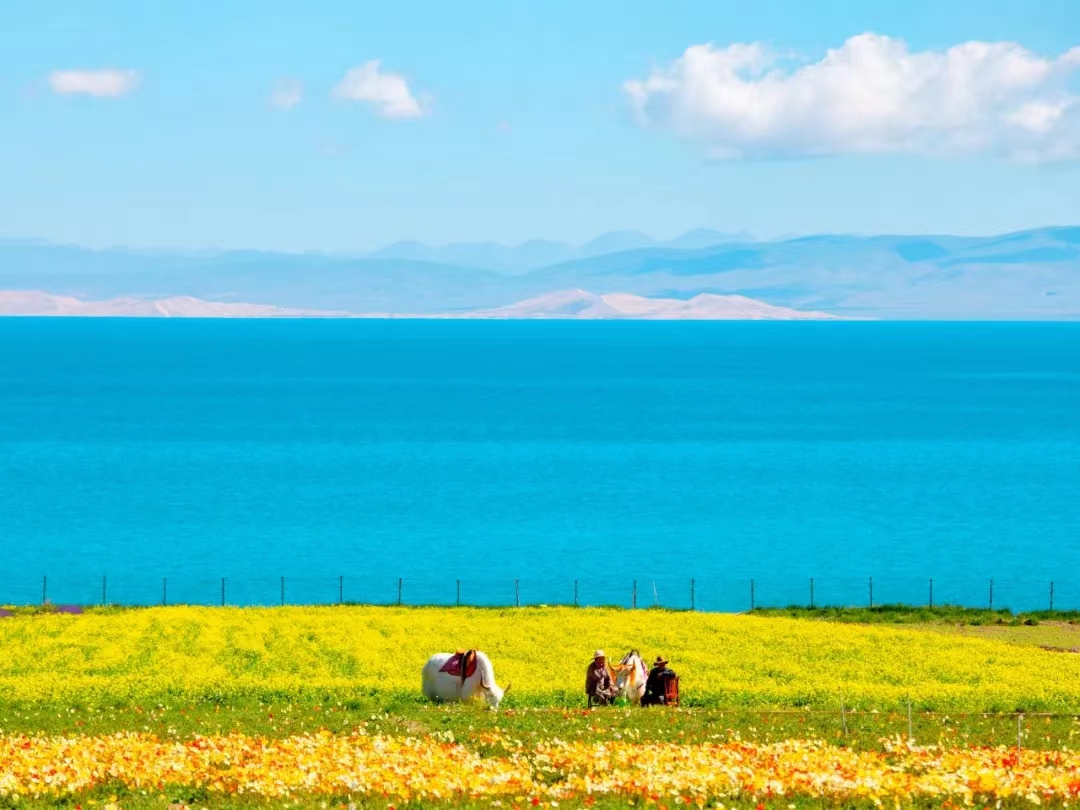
[270,78,303,110]
[332,60,425,119]
[624,33,1080,161]
[48,69,139,98]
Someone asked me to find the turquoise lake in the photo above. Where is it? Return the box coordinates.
[1,319,1078,611]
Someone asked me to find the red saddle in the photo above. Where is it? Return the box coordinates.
[440,650,477,679]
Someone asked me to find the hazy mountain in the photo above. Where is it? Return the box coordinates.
[365,229,743,273]
[519,227,1080,318]
[665,228,752,250]
[0,250,509,313]
[367,239,575,274]
[1,226,1078,318]
[579,230,655,255]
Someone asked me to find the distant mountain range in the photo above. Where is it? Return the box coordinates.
[0,226,1078,319]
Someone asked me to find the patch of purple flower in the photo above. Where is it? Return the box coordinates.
[0,608,12,618]
[55,604,84,615]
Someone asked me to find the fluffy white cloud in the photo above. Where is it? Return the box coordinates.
[48,69,139,98]
[624,34,1080,161]
[332,60,425,119]
[270,78,304,110]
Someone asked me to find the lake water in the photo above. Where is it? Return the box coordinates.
[2,319,1079,612]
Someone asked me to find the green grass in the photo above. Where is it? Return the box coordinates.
[1,699,1076,750]
[751,604,1080,650]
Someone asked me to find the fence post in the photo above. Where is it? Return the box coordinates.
[515,579,520,608]
[162,577,167,607]
[1050,581,1055,612]
[574,579,578,608]
[102,575,107,606]
[989,578,994,611]
[456,580,461,607]
[907,696,913,740]
[839,692,847,736]
[929,578,933,609]
[691,578,695,612]
[1017,712,1023,750]
[397,578,402,606]
[280,576,285,607]
[750,579,755,611]
[869,576,873,609]
[809,577,814,609]
[221,577,225,607]
[632,580,637,610]
[42,575,46,605]
[339,575,343,605]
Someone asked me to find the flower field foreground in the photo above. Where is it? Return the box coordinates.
[3,731,1080,806]
[2,606,1080,711]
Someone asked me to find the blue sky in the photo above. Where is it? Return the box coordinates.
[2,0,1079,251]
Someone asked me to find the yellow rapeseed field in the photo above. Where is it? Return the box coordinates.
[0,606,1077,711]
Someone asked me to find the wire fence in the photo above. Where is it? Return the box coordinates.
[2,574,1078,613]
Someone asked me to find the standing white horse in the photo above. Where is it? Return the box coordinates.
[421,650,511,709]
[613,650,648,705]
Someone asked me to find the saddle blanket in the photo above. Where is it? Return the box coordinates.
[439,651,477,678]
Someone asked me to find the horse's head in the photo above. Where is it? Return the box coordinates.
[618,650,646,676]
[614,650,647,700]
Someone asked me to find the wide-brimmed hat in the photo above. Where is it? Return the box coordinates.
[593,649,606,660]
[653,655,669,666]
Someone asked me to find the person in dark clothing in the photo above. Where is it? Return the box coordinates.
[641,655,676,706]
[585,649,618,705]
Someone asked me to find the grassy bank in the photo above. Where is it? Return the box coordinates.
[751,604,1080,625]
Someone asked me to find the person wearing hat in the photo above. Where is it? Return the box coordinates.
[585,649,618,706]
[641,655,676,706]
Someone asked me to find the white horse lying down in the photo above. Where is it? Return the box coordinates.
[613,650,647,705]
[421,650,511,709]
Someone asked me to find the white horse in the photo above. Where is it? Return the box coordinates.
[421,651,511,709]
[613,650,648,705]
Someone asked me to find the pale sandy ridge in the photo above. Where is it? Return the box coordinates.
[0,289,853,320]
[0,291,350,317]
[452,289,849,320]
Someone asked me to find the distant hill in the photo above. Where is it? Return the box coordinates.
[455,289,847,320]
[516,227,1080,319]
[0,226,1077,319]
[0,249,509,313]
